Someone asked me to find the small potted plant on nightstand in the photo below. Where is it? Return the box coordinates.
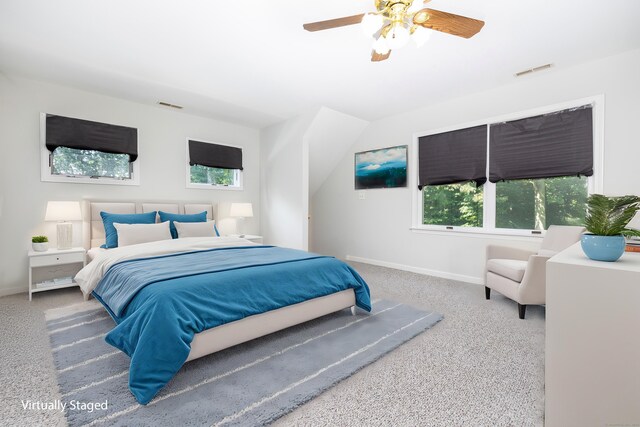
[582,194,640,262]
[32,235,49,252]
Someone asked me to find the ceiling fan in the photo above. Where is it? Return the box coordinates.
[303,0,484,62]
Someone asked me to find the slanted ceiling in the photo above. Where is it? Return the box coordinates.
[307,108,369,195]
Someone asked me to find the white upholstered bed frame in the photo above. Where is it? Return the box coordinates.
[82,200,356,362]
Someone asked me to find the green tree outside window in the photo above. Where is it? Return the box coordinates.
[423,182,484,227]
[190,164,236,186]
[495,176,587,230]
[52,147,130,179]
[422,176,588,229]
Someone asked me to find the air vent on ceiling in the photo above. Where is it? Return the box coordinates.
[157,101,184,109]
[515,63,553,77]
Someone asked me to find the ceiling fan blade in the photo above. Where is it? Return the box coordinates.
[413,8,484,38]
[303,14,365,32]
[371,50,391,62]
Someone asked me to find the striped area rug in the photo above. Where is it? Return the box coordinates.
[46,299,443,426]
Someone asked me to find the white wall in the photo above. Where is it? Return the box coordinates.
[311,48,640,284]
[260,111,316,250]
[0,75,260,296]
[260,107,369,251]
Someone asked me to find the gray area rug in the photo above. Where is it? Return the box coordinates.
[46,299,443,426]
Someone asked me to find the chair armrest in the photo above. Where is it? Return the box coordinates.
[518,255,551,304]
[486,244,536,262]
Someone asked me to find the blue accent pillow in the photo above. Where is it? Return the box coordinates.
[100,211,157,249]
[159,211,208,239]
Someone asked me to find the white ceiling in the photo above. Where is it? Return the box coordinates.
[1,0,639,128]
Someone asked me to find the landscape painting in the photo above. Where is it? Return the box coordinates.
[355,145,408,189]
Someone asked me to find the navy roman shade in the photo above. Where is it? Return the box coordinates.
[418,125,488,189]
[45,114,138,161]
[188,140,243,170]
[489,105,593,182]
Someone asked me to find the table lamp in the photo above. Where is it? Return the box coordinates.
[45,201,81,249]
[229,202,253,237]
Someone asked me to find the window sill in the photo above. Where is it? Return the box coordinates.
[186,183,243,191]
[41,175,139,186]
[410,226,545,241]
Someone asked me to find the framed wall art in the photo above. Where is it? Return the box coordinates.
[354,145,408,189]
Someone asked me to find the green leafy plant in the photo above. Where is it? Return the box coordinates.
[31,235,48,243]
[584,194,640,237]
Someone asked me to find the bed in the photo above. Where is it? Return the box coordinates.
[75,201,372,405]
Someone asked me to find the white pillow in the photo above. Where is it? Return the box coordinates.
[174,220,218,238]
[113,222,172,247]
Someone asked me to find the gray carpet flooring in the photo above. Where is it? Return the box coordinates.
[0,262,545,427]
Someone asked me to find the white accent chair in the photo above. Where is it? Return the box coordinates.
[485,225,585,319]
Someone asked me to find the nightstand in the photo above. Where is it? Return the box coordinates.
[243,235,263,244]
[229,234,263,244]
[28,247,86,300]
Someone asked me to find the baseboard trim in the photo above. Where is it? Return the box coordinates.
[0,286,26,298]
[345,255,483,285]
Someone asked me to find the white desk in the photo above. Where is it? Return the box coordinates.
[546,242,640,426]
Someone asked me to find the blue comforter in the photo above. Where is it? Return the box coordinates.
[92,245,371,405]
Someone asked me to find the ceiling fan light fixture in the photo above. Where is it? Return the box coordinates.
[372,36,390,55]
[413,10,429,24]
[411,26,431,48]
[302,2,484,62]
[385,23,410,49]
[361,13,384,36]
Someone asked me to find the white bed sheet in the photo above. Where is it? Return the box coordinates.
[87,247,106,261]
[76,236,257,298]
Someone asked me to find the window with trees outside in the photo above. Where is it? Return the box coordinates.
[417,102,596,233]
[51,147,132,179]
[42,113,139,185]
[189,165,238,187]
[494,176,588,230]
[186,139,243,189]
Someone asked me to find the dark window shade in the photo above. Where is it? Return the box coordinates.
[188,140,243,170]
[45,115,138,161]
[489,105,593,182]
[418,125,487,189]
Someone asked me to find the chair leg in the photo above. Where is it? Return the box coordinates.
[485,286,491,300]
[518,304,526,319]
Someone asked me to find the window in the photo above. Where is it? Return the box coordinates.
[51,147,131,179]
[189,164,236,186]
[413,97,602,235]
[495,176,588,230]
[423,182,484,227]
[40,113,139,185]
[417,124,487,228]
[186,139,243,190]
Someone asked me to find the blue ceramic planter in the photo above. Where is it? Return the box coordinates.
[580,234,626,262]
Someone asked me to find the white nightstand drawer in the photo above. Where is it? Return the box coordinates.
[30,252,84,267]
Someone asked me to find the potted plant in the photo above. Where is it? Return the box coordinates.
[32,235,49,252]
[582,194,640,261]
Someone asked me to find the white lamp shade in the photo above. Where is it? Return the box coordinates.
[45,201,82,221]
[385,23,410,49]
[229,203,253,218]
[412,26,431,48]
[372,36,390,55]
